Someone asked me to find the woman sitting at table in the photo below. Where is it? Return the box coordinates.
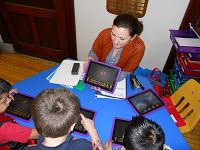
[85,13,145,81]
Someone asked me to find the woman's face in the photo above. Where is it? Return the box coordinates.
[111,25,134,49]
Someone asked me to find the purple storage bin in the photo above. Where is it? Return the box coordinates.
[170,29,200,53]
[187,53,200,61]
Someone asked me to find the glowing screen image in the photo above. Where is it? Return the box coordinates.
[112,119,130,145]
[84,60,121,92]
[74,108,95,134]
[6,93,33,120]
[127,90,165,115]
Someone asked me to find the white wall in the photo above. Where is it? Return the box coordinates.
[74,0,189,70]
[0,35,3,43]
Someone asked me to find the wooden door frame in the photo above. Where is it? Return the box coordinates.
[0,1,10,43]
[0,0,77,61]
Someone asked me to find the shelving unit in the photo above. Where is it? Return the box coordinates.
[163,29,200,95]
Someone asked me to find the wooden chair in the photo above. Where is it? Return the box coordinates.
[170,79,200,134]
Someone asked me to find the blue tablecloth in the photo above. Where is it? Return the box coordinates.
[9,65,190,150]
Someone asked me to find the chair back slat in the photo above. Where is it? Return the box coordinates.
[171,79,200,133]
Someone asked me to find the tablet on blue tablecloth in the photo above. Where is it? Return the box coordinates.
[73,108,96,135]
[83,60,121,93]
[127,89,165,116]
[6,93,34,120]
[111,118,130,145]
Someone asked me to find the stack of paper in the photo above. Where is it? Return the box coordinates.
[95,79,126,100]
[175,37,200,47]
[46,59,84,87]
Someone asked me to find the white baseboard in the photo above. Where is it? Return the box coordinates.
[0,42,15,53]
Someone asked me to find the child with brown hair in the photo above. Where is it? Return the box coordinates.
[24,88,103,150]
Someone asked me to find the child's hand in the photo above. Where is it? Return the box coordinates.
[9,88,18,100]
[104,140,113,150]
[0,89,17,113]
[80,114,103,150]
[80,113,103,150]
[80,113,95,133]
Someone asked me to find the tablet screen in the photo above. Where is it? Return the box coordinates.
[127,90,165,116]
[112,118,130,145]
[6,93,33,120]
[74,108,95,134]
[83,60,121,93]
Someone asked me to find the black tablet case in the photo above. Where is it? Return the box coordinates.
[6,93,33,120]
[112,118,130,145]
[83,60,121,93]
[127,90,165,116]
[73,108,95,134]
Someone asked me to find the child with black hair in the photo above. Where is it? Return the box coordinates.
[104,116,172,150]
[0,78,38,148]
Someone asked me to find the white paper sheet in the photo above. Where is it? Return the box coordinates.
[96,79,126,99]
[46,68,58,81]
[175,37,200,47]
[48,59,84,86]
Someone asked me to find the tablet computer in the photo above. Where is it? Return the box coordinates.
[73,108,96,135]
[111,118,130,145]
[5,93,34,120]
[83,60,121,93]
[127,89,165,116]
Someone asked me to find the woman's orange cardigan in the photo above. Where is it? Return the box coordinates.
[92,28,145,72]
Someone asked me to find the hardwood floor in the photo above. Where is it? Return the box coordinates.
[0,52,57,84]
[0,52,199,149]
[184,124,200,150]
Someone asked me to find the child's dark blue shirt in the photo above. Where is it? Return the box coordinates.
[23,134,93,150]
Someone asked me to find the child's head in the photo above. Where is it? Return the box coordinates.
[0,78,12,113]
[0,78,12,94]
[123,116,165,150]
[31,88,80,138]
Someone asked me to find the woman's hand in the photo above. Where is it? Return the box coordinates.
[84,56,94,71]
[91,86,101,92]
